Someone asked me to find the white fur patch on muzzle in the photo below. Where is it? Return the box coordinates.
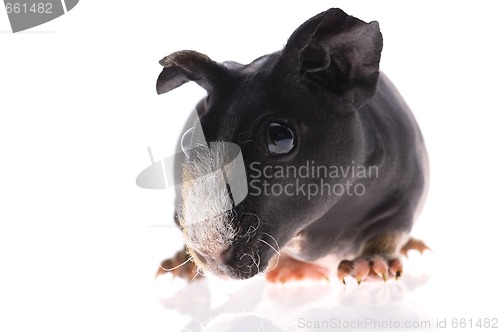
[177,142,248,272]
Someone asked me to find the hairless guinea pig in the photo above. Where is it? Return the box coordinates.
[155,8,429,284]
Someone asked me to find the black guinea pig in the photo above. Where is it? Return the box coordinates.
[156,8,429,284]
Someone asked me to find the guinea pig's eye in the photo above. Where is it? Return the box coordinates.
[267,122,295,155]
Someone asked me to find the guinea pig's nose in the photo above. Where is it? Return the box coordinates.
[193,247,234,266]
[217,245,236,265]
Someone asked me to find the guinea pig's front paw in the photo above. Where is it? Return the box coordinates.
[265,254,330,283]
[156,248,202,281]
[337,255,403,285]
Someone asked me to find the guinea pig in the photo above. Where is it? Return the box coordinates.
[155,8,429,284]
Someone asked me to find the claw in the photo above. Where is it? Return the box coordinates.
[372,256,389,281]
[337,253,407,284]
[337,260,354,284]
[389,258,403,279]
[353,259,370,284]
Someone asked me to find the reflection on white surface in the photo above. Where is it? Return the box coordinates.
[155,264,434,331]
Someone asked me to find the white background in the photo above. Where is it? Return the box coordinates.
[1,1,499,331]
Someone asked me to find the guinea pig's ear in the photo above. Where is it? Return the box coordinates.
[156,50,229,94]
[283,8,383,109]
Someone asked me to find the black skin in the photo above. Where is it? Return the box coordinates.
[157,8,427,279]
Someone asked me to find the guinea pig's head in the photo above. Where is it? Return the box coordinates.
[157,8,383,279]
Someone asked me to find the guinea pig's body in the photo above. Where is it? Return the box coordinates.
[156,8,429,283]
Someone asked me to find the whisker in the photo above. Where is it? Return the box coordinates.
[237,131,255,144]
[237,212,262,243]
[190,269,201,281]
[240,251,260,276]
[240,225,257,243]
[259,239,280,256]
[252,249,260,275]
[255,250,261,274]
[260,233,281,256]
[262,231,280,249]
[264,253,280,273]
[259,233,281,273]
[158,257,192,272]
[242,212,261,222]
[259,239,280,273]
[195,266,206,277]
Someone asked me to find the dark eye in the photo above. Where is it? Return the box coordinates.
[267,122,295,155]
